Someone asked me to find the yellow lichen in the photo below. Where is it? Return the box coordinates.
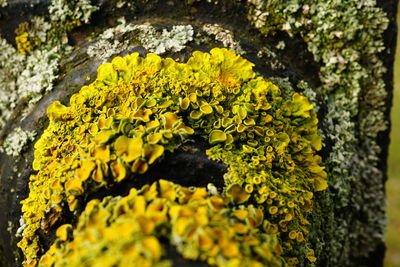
[110,159,126,182]
[55,224,72,241]
[143,144,164,164]
[39,180,284,267]
[114,136,143,163]
[19,48,326,266]
[15,31,41,55]
[209,130,227,144]
[226,184,250,204]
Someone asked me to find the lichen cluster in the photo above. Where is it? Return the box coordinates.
[0,0,97,154]
[246,0,389,264]
[87,22,194,61]
[15,32,40,55]
[20,48,325,266]
[39,180,283,267]
[201,24,245,54]
[0,127,36,158]
[0,0,391,266]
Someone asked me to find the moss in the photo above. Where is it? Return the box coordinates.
[19,49,325,266]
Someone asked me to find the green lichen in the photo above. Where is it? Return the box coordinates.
[247,0,389,264]
[20,49,325,266]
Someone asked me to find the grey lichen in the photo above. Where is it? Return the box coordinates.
[15,217,26,238]
[0,15,63,128]
[135,24,194,54]
[48,0,98,30]
[0,0,97,130]
[256,47,285,70]
[0,37,26,129]
[275,40,285,50]
[7,221,12,234]
[247,0,390,265]
[87,38,131,61]
[86,19,252,63]
[86,18,137,61]
[201,23,245,54]
[0,127,36,158]
[87,21,194,60]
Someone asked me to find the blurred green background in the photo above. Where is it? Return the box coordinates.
[384,6,400,267]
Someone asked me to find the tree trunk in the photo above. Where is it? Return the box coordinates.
[0,0,398,266]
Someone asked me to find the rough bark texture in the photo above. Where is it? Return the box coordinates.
[0,1,397,266]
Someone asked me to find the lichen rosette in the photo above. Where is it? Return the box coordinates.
[19,48,326,266]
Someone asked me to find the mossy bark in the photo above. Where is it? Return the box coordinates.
[0,1,398,266]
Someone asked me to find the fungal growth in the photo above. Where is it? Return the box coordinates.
[19,48,326,266]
